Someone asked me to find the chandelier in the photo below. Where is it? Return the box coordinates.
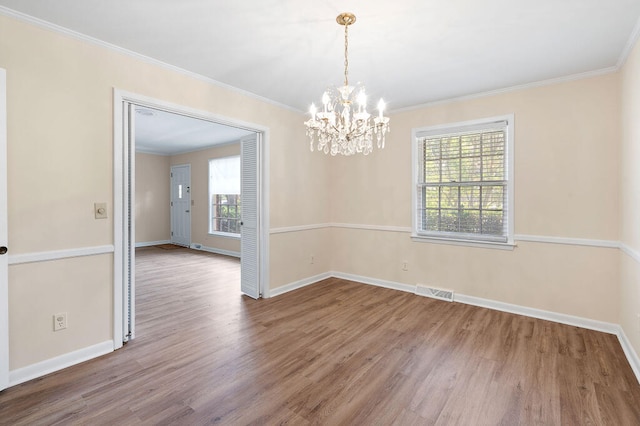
[304,12,390,156]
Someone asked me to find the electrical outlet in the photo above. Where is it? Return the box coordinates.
[402,261,409,271]
[310,255,315,264]
[54,312,67,331]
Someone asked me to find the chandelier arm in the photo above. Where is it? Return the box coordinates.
[325,122,380,141]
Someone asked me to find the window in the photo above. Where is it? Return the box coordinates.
[209,156,241,236]
[412,115,514,247]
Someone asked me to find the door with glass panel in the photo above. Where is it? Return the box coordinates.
[170,164,191,247]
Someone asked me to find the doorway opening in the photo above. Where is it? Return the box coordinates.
[113,89,269,349]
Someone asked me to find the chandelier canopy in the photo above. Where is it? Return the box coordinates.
[304,12,390,156]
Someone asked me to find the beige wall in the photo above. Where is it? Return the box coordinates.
[620,36,640,355]
[170,143,241,254]
[1,14,329,370]
[330,73,621,323]
[135,152,170,244]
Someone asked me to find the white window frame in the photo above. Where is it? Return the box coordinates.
[208,155,241,239]
[411,114,515,249]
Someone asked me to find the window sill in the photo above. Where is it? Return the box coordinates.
[411,234,515,250]
[208,231,241,240]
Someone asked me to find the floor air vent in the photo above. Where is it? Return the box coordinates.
[415,284,454,302]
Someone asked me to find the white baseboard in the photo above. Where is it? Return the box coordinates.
[268,272,332,298]
[9,340,113,387]
[454,293,619,335]
[329,272,620,335]
[135,240,170,248]
[617,327,640,384]
[330,271,416,294]
[190,243,240,258]
[273,271,640,385]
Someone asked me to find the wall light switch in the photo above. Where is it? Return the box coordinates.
[94,202,108,219]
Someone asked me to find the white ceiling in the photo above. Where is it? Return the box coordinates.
[1,0,640,148]
[134,107,253,155]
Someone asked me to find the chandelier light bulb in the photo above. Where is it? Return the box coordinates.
[322,92,330,108]
[357,90,367,111]
[378,99,385,119]
[304,12,390,156]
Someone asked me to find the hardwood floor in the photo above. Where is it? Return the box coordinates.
[1,246,639,425]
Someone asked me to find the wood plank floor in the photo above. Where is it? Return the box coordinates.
[1,246,639,425]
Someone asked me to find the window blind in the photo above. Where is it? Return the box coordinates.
[209,156,240,195]
[416,121,509,243]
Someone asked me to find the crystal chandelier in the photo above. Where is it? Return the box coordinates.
[304,13,390,156]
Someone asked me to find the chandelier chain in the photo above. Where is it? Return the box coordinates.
[344,24,349,87]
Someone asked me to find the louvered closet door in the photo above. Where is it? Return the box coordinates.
[240,133,260,299]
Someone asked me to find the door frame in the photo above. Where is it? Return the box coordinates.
[169,164,192,247]
[0,69,8,390]
[113,89,270,349]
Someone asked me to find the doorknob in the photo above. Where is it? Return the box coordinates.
[0,246,7,255]
[185,210,190,213]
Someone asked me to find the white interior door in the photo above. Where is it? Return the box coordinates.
[0,69,9,390]
[170,164,191,247]
[240,134,260,299]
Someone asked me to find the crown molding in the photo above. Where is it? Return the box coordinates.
[392,66,619,114]
[0,6,302,114]
[618,15,640,69]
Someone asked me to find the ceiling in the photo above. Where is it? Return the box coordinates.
[1,0,639,139]
[134,107,253,155]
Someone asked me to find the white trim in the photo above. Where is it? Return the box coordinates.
[515,234,619,249]
[207,231,241,240]
[621,243,640,264]
[454,293,619,334]
[0,68,7,391]
[411,235,516,250]
[617,327,640,385]
[113,92,124,350]
[331,223,413,233]
[261,132,271,299]
[271,222,623,251]
[135,240,171,248]
[393,67,618,113]
[8,245,115,265]
[267,272,332,298]
[190,244,240,259]
[618,15,640,68]
[270,223,331,234]
[0,7,300,114]
[331,271,416,294]
[8,340,113,388]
